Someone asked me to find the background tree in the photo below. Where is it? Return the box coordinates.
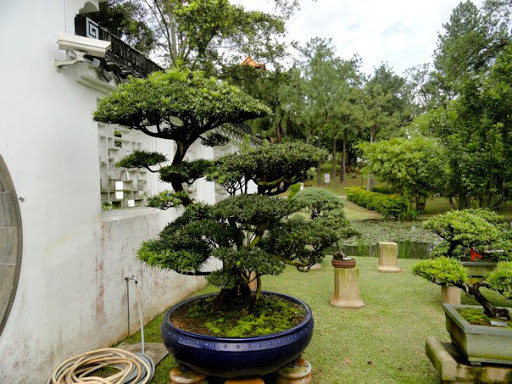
[431,0,510,104]
[428,45,512,209]
[359,137,447,211]
[92,0,292,72]
[359,64,414,189]
[89,0,156,54]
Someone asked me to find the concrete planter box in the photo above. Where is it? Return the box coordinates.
[443,304,512,366]
[460,262,497,283]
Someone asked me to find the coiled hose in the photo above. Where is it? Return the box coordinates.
[48,348,154,384]
[48,280,155,383]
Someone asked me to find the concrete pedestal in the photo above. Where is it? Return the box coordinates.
[277,358,312,384]
[426,336,512,383]
[377,242,402,273]
[248,271,258,291]
[441,285,461,305]
[170,364,208,384]
[329,267,364,308]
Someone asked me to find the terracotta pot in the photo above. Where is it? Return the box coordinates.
[331,258,356,268]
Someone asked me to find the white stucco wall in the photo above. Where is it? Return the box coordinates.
[0,1,210,382]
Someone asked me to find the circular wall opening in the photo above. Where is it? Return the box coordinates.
[0,156,22,336]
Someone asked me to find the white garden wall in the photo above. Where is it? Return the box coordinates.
[0,1,214,382]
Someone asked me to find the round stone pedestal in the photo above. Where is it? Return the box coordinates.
[329,267,364,308]
[170,364,208,384]
[277,358,312,384]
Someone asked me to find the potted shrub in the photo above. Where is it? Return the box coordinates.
[413,209,512,365]
[94,69,354,378]
[290,188,359,269]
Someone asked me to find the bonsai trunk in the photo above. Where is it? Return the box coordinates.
[467,281,510,320]
[214,282,253,312]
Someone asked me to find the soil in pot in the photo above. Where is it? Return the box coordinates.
[457,307,512,327]
[170,293,307,338]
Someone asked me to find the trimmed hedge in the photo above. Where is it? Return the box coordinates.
[371,186,394,195]
[345,187,410,218]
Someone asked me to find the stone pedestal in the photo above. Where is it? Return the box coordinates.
[277,358,312,384]
[248,271,258,291]
[441,285,461,305]
[309,262,322,270]
[426,336,512,383]
[170,364,208,384]
[377,242,401,273]
[329,267,364,308]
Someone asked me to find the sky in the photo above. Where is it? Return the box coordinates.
[231,0,485,76]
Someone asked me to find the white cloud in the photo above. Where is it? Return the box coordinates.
[231,0,485,75]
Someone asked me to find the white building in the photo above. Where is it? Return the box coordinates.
[0,1,230,382]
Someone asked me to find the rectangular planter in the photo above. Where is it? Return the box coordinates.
[443,304,512,366]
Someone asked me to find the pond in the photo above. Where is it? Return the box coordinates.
[340,241,436,260]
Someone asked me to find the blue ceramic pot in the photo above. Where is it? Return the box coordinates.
[161,291,314,378]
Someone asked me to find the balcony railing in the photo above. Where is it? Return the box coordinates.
[75,15,162,79]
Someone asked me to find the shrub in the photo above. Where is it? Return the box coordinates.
[345,187,410,219]
[371,186,394,195]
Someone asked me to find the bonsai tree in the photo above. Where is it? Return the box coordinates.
[139,143,354,310]
[94,68,270,206]
[290,188,359,260]
[93,69,355,311]
[423,208,511,261]
[413,209,512,320]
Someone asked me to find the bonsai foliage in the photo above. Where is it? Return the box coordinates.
[209,142,323,196]
[139,143,355,309]
[93,68,270,203]
[290,188,359,260]
[424,209,509,260]
[414,209,512,319]
[94,67,355,311]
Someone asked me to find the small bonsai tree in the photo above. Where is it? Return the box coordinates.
[93,70,355,311]
[413,209,512,320]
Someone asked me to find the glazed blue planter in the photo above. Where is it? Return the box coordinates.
[161,291,314,378]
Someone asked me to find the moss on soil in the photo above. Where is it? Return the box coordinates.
[458,307,512,328]
[170,294,306,338]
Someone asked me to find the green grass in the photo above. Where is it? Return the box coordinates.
[115,257,511,383]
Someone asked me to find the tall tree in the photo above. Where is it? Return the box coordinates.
[89,0,156,54]
[432,0,510,103]
[92,0,292,71]
[359,64,414,189]
[429,45,512,209]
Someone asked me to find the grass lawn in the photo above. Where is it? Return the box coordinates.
[119,256,510,383]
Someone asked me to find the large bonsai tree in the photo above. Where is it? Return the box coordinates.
[413,209,512,319]
[94,68,270,205]
[94,69,354,310]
